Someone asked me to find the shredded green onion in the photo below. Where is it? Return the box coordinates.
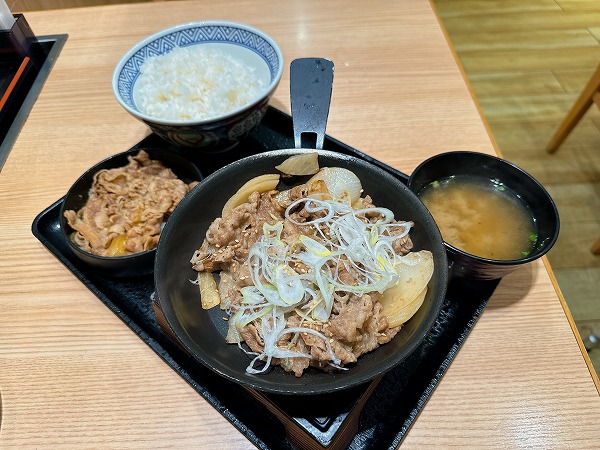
[231,196,412,374]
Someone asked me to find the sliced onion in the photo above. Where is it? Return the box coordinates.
[384,287,428,328]
[275,152,320,176]
[378,250,434,320]
[307,167,362,204]
[222,173,280,216]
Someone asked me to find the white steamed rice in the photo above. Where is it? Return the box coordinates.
[135,46,267,121]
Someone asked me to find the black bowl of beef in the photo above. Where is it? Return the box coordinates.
[60,147,202,277]
[154,149,449,395]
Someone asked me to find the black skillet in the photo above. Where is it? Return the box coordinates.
[154,59,448,395]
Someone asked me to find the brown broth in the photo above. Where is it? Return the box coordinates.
[418,175,536,260]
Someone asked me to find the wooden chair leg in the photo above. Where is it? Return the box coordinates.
[546,63,600,154]
[592,235,600,255]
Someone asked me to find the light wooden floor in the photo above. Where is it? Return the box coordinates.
[431,0,600,373]
[14,0,600,371]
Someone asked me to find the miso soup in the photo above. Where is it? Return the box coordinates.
[418,175,536,260]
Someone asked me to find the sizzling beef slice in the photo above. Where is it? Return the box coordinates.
[64,150,196,256]
[191,182,413,376]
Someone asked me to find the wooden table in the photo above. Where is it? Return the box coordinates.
[1,0,599,448]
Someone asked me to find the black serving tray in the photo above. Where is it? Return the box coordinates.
[32,107,499,450]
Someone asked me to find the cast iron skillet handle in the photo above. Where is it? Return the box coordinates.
[290,58,334,150]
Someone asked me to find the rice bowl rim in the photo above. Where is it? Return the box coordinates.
[112,20,284,126]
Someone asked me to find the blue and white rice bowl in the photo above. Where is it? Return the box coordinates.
[113,21,283,150]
